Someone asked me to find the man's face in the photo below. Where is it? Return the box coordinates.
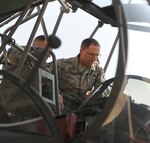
[36,40,47,49]
[80,44,100,67]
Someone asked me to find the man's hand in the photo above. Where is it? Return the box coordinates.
[85,91,92,96]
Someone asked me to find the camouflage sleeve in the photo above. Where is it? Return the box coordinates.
[30,46,43,59]
[94,67,106,88]
[30,46,50,60]
[100,68,106,82]
[6,48,23,65]
[46,59,60,74]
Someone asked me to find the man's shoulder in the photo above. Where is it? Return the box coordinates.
[48,56,77,68]
[58,56,76,62]
[55,56,77,69]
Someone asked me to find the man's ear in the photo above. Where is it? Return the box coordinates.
[80,48,84,54]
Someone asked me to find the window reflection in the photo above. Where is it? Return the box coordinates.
[124,77,150,106]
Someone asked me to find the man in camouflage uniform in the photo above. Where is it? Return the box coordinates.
[49,38,105,111]
[0,35,50,132]
[2,35,48,76]
[0,35,49,110]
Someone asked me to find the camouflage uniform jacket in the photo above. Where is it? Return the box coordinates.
[3,46,49,77]
[49,55,105,110]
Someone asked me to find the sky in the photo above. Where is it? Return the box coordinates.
[0,0,150,105]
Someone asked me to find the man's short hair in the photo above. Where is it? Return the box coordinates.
[81,38,100,49]
[34,35,46,42]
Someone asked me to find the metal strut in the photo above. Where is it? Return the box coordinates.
[89,20,104,38]
[52,0,71,35]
